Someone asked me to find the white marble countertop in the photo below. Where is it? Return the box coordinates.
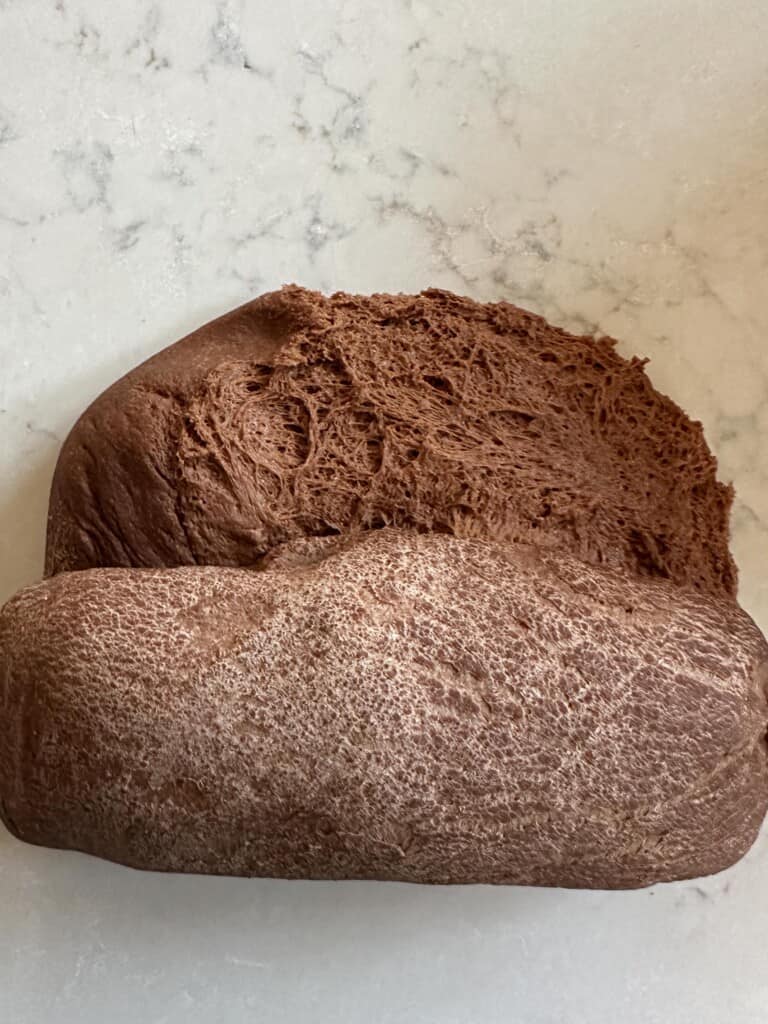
[1,1,767,1021]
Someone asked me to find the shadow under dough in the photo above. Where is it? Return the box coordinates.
[0,449,59,607]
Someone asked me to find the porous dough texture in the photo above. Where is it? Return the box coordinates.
[1,285,766,887]
[46,286,735,593]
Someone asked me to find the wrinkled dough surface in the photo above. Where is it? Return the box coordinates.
[3,532,767,886]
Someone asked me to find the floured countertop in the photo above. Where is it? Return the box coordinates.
[1,2,767,1022]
